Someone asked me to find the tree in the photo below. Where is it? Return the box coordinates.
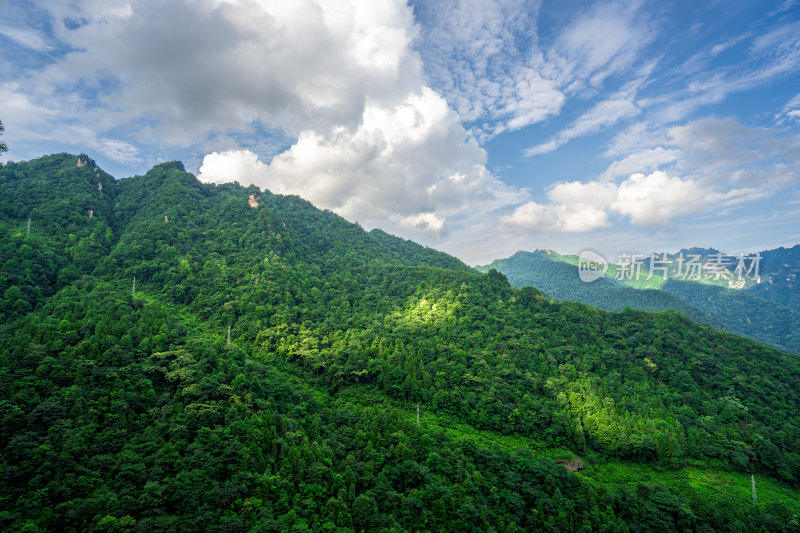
[352,494,379,530]
[0,119,6,153]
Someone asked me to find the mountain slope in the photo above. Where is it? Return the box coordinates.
[477,250,717,325]
[746,245,800,313]
[482,249,800,353]
[2,154,800,532]
[660,279,800,353]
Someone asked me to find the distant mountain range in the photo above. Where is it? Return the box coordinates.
[478,247,800,353]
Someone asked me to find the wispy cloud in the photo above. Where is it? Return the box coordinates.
[548,0,653,90]
[413,0,652,139]
[524,17,800,159]
[525,95,640,155]
[0,26,51,51]
[412,0,565,137]
[769,0,800,16]
[780,92,800,116]
[646,21,800,124]
[709,32,751,57]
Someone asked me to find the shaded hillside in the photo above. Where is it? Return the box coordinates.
[661,279,800,354]
[746,245,800,313]
[477,250,716,325]
[482,249,800,354]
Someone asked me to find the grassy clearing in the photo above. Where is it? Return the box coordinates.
[393,396,800,517]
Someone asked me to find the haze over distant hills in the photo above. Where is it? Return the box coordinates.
[479,248,800,354]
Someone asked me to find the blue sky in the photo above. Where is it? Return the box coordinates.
[1,0,799,264]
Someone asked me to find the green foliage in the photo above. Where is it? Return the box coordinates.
[660,279,800,353]
[478,250,716,324]
[0,119,7,153]
[481,249,800,354]
[746,245,800,313]
[2,155,800,531]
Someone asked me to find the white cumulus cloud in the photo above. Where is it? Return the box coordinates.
[612,171,715,225]
[500,169,759,233]
[199,88,522,240]
[498,201,610,233]
[4,0,527,242]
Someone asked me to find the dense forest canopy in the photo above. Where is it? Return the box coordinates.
[1,154,799,532]
[480,250,800,354]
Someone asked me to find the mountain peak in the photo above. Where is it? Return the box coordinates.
[149,160,185,173]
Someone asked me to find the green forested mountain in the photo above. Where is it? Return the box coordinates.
[658,280,800,353]
[746,245,800,313]
[2,154,800,532]
[476,251,717,325]
[481,250,800,354]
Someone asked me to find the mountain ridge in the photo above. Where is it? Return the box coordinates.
[479,248,800,354]
[2,154,800,531]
